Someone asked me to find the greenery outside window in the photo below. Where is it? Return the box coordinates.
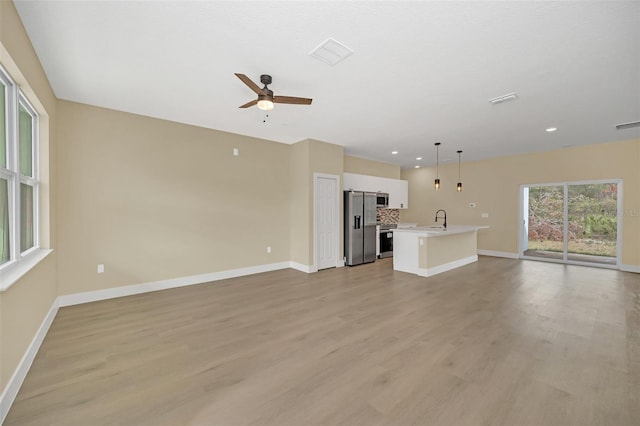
[0,65,39,269]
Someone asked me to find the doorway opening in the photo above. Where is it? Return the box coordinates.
[521,181,621,268]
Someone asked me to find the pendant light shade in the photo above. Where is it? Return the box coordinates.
[456,150,463,192]
[434,142,441,190]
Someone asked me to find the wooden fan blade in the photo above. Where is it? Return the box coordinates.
[273,96,313,105]
[235,73,265,96]
[239,99,258,108]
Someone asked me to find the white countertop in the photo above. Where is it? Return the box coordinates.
[392,225,488,237]
[396,222,418,229]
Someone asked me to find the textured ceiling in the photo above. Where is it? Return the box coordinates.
[14,1,640,169]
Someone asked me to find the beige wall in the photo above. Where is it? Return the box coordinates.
[343,155,400,179]
[289,141,311,265]
[0,0,58,395]
[402,139,640,267]
[56,101,293,295]
[0,255,57,389]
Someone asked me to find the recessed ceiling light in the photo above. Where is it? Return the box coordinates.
[546,127,557,132]
[416,157,422,160]
[414,165,420,169]
[392,151,398,155]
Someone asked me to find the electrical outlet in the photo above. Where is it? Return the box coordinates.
[97,264,104,273]
[482,213,489,218]
[233,148,239,156]
[267,246,271,253]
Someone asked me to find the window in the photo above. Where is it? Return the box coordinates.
[521,180,621,268]
[0,65,39,269]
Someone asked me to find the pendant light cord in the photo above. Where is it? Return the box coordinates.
[435,142,440,178]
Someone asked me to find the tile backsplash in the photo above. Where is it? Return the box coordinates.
[377,208,400,224]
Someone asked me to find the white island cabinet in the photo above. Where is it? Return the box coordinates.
[392,225,488,277]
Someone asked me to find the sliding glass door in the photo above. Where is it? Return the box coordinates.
[521,181,620,267]
[567,183,618,264]
[523,185,565,260]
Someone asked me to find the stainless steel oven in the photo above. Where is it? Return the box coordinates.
[379,224,396,258]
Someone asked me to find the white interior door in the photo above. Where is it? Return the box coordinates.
[315,174,339,270]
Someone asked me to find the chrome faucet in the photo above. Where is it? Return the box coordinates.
[435,209,447,229]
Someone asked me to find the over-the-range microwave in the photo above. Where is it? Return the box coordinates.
[376,193,389,208]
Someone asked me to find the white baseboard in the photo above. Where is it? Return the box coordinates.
[59,261,291,307]
[289,262,316,273]
[621,264,640,273]
[290,260,347,273]
[0,298,59,425]
[477,249,519,259]
[478,251,639,272]
[418,255,478,277]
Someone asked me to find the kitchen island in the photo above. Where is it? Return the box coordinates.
[392,225,487,277]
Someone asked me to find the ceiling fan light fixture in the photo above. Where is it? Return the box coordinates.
[235,73,311,110]
[257,97,274,111]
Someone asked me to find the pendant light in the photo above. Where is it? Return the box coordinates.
[434,142,441,190]
[456,150,463,192]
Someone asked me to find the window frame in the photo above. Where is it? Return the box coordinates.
[18,92,39,256]
[0,64,40,272]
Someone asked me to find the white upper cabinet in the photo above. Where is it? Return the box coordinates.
[388,179,408,209]
[343,172,385,193]
[343,173,409,209]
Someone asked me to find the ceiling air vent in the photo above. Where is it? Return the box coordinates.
[615,121,640,130]
[309,38,354,66]
[489,93,518,104]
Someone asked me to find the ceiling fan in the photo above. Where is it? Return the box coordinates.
[235,73,312,111]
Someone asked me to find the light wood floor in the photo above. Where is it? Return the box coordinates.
[6,257,640,425]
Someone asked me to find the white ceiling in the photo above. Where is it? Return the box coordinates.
[14,1,640,169]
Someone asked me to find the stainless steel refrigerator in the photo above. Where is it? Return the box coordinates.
[344,190,377,266]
